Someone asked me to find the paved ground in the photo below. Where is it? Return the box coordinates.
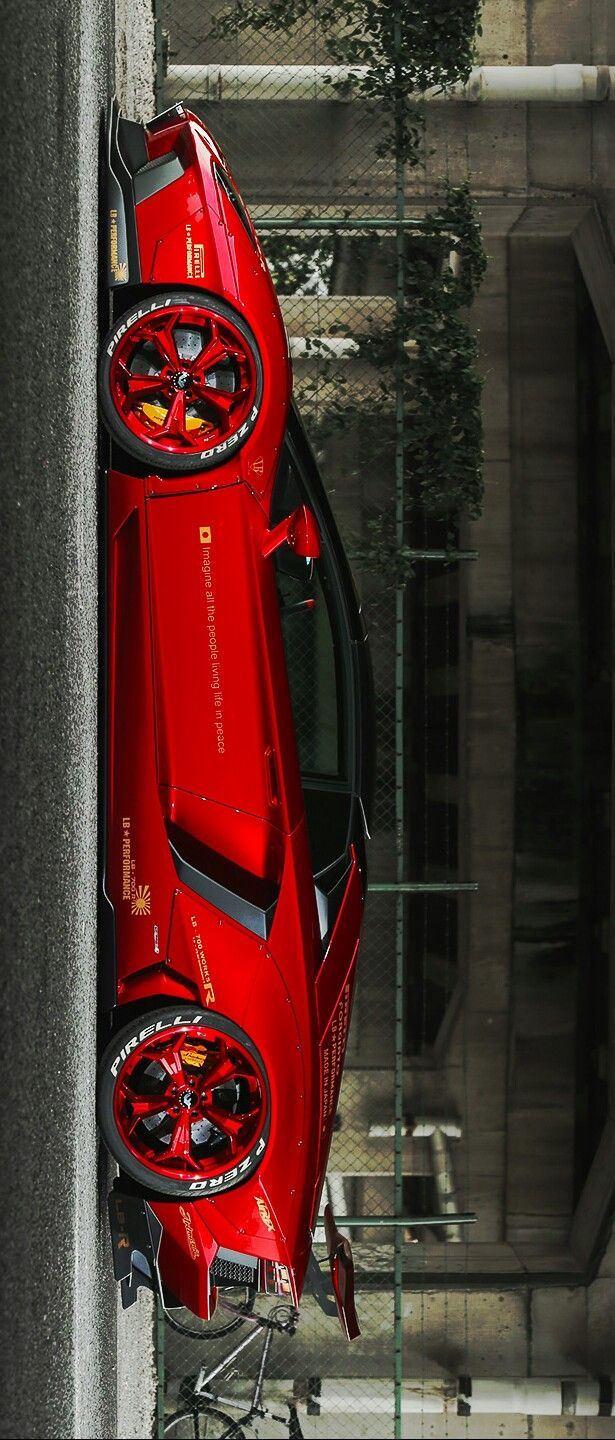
[0,2,155,1436]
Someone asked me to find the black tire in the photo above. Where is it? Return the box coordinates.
[97,1005,270,1198]
[167,1287,256,1341]
[98,290,263,474]
[164,1407,245,1438]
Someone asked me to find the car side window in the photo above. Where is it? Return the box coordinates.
[272,447,353,885]
[272,454,346,784]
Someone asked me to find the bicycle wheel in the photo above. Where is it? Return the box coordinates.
[164,1408,246,1438]
[166,1287,256,1340]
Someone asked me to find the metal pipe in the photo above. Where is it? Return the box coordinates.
[369,881,478,892]
[166,63,615,104]
[323,1213,477,1228]
[312,1377,615,1417]
[256,217,440,231]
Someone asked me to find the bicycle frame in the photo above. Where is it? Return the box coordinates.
[194,1303,297,1422]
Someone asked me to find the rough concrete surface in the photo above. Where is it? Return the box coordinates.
[0,1,155,1436]
[115,0,157,121]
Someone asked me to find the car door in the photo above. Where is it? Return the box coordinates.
[146,482,305,868]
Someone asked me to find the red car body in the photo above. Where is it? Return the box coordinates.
[98,102,373,1329]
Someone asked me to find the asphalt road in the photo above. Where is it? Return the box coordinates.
[0,3,153,1436]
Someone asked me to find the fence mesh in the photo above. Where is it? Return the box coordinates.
[158,5,473,1437]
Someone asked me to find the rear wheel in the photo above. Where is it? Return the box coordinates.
[164,1407,245,1438]
[97,1006,269,1198]
[98,291,263,473]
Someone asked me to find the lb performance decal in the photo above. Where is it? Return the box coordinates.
[109,209,127,283]
[121,817,150,916]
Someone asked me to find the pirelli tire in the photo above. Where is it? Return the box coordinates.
[97,1005,270,1199]
[98,290,263,474]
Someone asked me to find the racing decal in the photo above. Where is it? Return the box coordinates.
[109,209,127,283]
[198,528,226,756]
[180,1044,207,1069]
[121,817,151,916]
[247,456,264,477]
[178,1206,201,1259]
[111,1193,131,1252]
[132,884,151,916]
[188,1135,266,1193]
[321,982,352,1134]
[110,1015,206,1077]
[185,223,205,280]
[255,1195,275,1233]
[189,914,216,1005]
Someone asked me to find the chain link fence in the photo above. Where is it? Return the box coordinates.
[157,4,478,1436]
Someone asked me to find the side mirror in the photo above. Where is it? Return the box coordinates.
[323,1202,361,1341]
[262,504,321,561]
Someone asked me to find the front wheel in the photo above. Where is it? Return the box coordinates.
[97,1006,269,1198]
[164,1406,245,1438]
[167,1287,256,1341]
[98,291,263,473]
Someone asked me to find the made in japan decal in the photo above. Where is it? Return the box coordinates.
[321,982,351,1132]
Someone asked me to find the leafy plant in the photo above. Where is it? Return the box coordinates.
[210,0,483,163]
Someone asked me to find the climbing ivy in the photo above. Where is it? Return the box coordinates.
[259,185,486,582]
[210,0,482,163]
[209,3,487,580]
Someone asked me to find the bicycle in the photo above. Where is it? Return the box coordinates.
[164,1299,304,1438]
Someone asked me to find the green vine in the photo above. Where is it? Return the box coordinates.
[211,0,482,163]
[208,3,487,582]
[260,185,486,582]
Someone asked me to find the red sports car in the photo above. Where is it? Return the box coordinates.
[97,101,374,1338]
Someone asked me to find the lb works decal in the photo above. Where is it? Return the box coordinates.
[188,1135,267,1194]
[190,914,216,1005]
[110,1015,206,1077]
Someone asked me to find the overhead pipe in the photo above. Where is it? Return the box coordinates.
[288,335,418,359]
[165,63,615,105]
[310,1376,615,1417]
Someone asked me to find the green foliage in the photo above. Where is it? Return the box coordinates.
[210,0,483,163]
[292,186,486,581]
[258,230,335,295]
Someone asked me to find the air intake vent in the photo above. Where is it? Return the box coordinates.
[211,1257,257,1288]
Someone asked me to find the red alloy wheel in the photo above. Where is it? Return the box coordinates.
[106,299,260,462]
[112,1021,266,1186]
